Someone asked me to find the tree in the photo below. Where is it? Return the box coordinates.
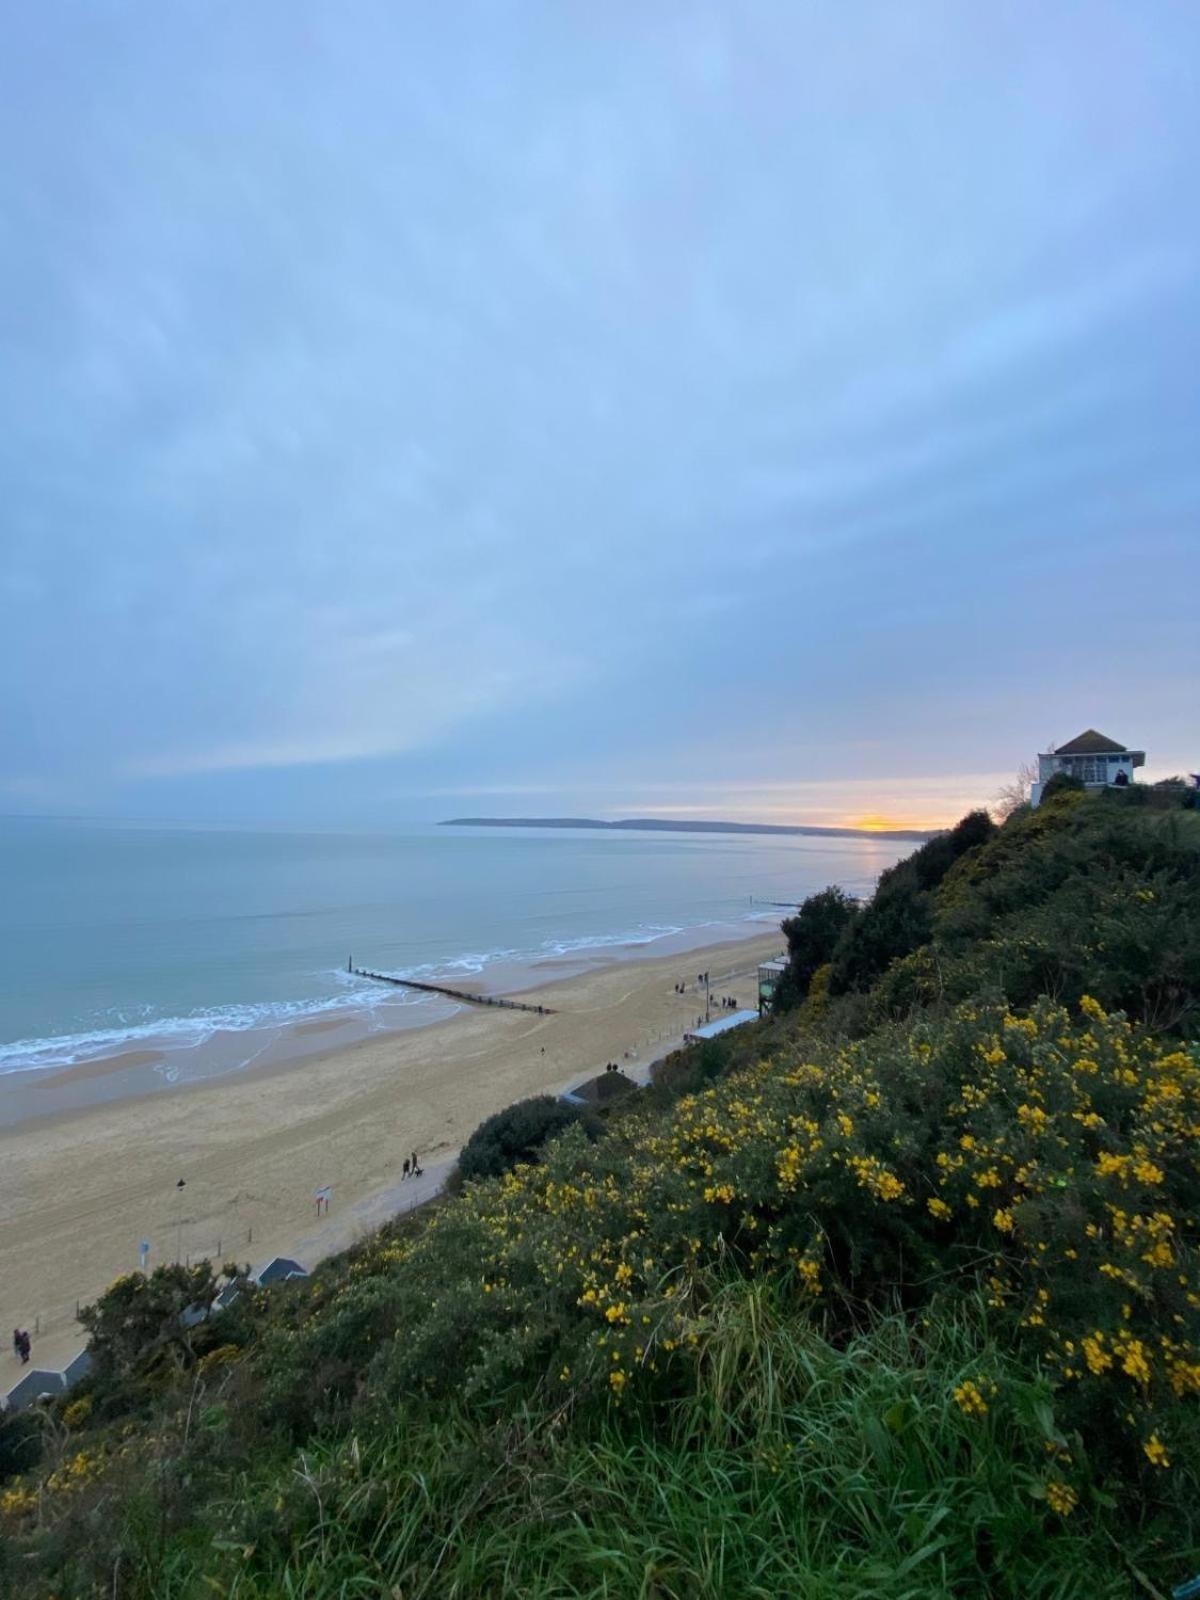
[774,887,859,1009]
[829,811,997,995]
[458,1095,598,1183]
[994,760,1038,820]
[79,1261,249,1382]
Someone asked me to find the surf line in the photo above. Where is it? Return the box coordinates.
[349,962,555,1016]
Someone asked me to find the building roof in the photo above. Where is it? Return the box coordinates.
[685,1010,759,1043]
[562,1069,637,1107]
[254,1256,309,1286]
[3,1369,67,1412]
[1054,729,1130,755]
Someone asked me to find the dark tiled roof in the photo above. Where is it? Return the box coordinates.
[1055,729,1129,755]
[255,1257,309,1285]
[568,1070,636,1106]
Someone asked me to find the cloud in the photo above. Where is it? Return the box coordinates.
[1,2,1197,824]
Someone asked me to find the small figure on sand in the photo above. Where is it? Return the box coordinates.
[12,1328,31,1365]
[411,1150,422,1177]
[402,1158,411,1180]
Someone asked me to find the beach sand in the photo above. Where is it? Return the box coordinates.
[1,930,782,1376]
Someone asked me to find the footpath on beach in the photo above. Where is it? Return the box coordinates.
[2,1154,457,1413]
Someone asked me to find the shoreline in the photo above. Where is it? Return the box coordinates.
[0,913,782,1126]
[1,926,783,1376]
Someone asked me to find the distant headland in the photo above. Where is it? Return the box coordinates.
[441,817,936,842]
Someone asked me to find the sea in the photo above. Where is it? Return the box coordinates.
[0,817,912,1099]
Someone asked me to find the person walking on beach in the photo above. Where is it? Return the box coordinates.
[14,1329,30,1365]
[12,1328,21,1363]
[411,1150,421,1176]
[401,1158,411,1180]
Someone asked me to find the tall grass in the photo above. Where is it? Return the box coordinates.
[150,1285,1172,1600]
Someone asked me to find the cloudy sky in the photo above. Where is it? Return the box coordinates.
[2,3,1197,829]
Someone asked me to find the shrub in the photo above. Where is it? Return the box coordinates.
[458,1094,597,1183]
[0,1411,43,1484]
[78,1261,250,1383]
[774,886,858,1009]
[828,811,997,995]
[1040,770,1086,802]
[269,997,1199,1481]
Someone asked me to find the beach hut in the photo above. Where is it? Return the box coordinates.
[683,1010,759,1046]
[253,1256,309,1287]
[757,957,787,1014]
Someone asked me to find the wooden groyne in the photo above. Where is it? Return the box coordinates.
[350,965,554,1016]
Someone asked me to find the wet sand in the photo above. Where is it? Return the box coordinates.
[0,929,782,1375]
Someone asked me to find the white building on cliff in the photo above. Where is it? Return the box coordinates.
[1030,729,1145,806]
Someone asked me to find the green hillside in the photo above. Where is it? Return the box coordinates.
[3,786,1199,1598]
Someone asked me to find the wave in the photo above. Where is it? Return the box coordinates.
[0,909,776,1079]
[0,979,428,1077]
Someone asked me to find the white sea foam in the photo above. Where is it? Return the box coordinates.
[0,980,424,1077]
[0,910,774,1079]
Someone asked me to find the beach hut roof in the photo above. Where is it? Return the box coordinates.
[254,1256,309,1286]
[562,1069,637,1107]
[62,1350,93,1385]
[3,1369,67,1413]
[685,1010,760,1043]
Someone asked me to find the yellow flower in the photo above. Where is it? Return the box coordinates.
[1117,1339,1151,1385]
[992,1208,1015,1234]
[609,1369,627,1395]
[703,1182,735,1204]
[793,1255,822,1294]
[1045,1481,1078,1516]
[927,1197,951,1221]
[1079,994,1105,1020]
[1143,1434,1170,1468]
[952,1379,989,1418]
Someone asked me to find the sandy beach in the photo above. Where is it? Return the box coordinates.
[1,929,782,1375]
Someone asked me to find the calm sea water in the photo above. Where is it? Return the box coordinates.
[0,818,910,1077]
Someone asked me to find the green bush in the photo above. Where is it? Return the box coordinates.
[775,886,859,1009]
[78,1261,251,1385]
[828,811,996,995]
[458,1094,597,1183]
[1040,770,1086,802]
[0,1411,43,1485]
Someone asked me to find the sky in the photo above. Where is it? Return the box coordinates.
[1,2,1197,831]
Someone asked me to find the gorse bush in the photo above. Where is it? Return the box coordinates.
[825,810,998,998]
[457,1092,598,1182]
[195,1296,1147,1599]
[261,996,1199,1474]
[873,798,1200,1031]
[79,1260,250,1384]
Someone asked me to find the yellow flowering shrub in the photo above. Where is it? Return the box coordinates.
[260,996,1197,1482]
